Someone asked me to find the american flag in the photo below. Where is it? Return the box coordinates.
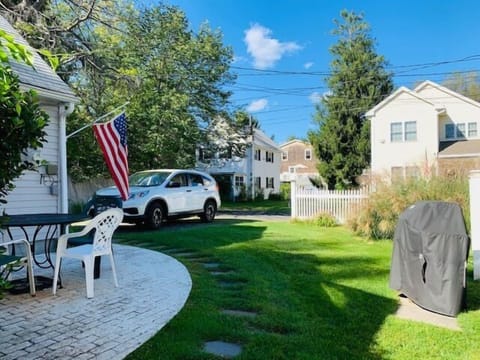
[93,112,129,200]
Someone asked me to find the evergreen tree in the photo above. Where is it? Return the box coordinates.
[308,10,393,189]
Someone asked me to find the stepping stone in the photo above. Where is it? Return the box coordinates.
[218,281,242,288]
[210,270,235,276]
[172,252,197,257]
[222,309,257,318]
[202,262,221,269]
[203,341,242,358]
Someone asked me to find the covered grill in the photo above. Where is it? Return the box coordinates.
[389,201,469,316]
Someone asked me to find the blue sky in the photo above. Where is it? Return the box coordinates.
[138,1,480,145]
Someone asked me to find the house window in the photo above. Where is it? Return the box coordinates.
[404,121,417,141]
[391,167,403,181]
[266,177,274,189]
[468,122,478,137]
[445,124,455,139]
[305,149,312,160]
[390,122,403,142]
[234,175,244,187]
[445,122,469,139]
[405,166,420,178]
[288,166,296,173]
[282,151,288,161]
[456,123,466,138]
[254,149,261,160]
[255,177,261,189]
[266,151,274,163]
[391,121,416,142]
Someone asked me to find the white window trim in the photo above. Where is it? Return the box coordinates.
[391,121,417,142]
[305,149,312,160]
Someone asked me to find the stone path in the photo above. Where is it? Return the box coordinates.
[0,244,192,359]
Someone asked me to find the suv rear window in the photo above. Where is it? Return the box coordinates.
[189,173,204,186]
[130,171,171,187]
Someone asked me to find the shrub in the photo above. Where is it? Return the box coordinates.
[280,182,291,200]
[312,212,337,227]
[294,212,337,227]
[348,175,469,240]
[268,192,283,201]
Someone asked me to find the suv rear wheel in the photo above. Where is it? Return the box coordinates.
[200,200,216,223]
[145,203,164,230]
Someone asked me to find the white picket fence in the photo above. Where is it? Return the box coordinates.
[291,184,370,224]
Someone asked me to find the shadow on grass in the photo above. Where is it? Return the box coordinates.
[120,220,397,359]
[223,247,397,359]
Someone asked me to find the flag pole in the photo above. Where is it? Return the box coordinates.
[66,102,129,139]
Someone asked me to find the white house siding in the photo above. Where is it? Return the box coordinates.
[5,105,60,214]
[370,91,439,177]
[252,146,281,198]
[417,85,480,142]
[3,106,60,240]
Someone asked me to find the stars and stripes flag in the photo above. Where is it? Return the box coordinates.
[93,112,129,200]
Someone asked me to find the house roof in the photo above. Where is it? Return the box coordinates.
[279,139,311,148]
[365,86,439,117]
[253,128,281,151]
[438,140,480,158]
[0,15,78,104]
[414,80,480,109]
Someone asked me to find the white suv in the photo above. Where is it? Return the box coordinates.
[88,169,221,229]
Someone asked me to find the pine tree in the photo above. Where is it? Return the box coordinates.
[308,10,393,189]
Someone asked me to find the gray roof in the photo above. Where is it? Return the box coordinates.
[439,140,480,157]
[0,15,78,103]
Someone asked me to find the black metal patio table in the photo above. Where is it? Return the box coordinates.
[0,213,89,292]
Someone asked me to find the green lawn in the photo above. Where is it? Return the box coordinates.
[116,219,480,359]
[220,199,291,214]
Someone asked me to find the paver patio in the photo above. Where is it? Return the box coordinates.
[0,244,192,359]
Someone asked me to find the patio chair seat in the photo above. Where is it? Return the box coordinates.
[52,208,123,298]
[66,232,102,279]
[0,239,36,296]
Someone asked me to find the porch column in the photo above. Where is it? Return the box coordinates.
[469,170,480,280]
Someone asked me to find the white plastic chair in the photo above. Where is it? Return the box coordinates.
[0,238,36,296]
[52,208,123,298]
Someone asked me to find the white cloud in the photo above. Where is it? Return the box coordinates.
[304,62,314,69]
[244,23,301,69]
[309,92,322,104]
[247,98,268,112]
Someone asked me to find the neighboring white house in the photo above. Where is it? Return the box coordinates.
[366,80,480,180]
[196,128,281,200]
[279,139,321,188]
[0,15,78,215]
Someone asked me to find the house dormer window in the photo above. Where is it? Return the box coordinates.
[282,151,288,161]
[445,122,473,139]
[391,121,417,142]
[305,149,312,160]
[469,122,478,137]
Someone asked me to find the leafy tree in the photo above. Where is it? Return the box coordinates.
[0,32,49,204]
[4,2,237,180]
[443,71,480,102]
[308,10,393,189]
[121,6,235,172]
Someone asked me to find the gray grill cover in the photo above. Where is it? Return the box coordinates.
[389,201,469,316]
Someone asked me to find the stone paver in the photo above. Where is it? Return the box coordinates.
[203,340,242,358]
[395,296,461,330]
[222,309,258,318]
[0,244,192,359]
